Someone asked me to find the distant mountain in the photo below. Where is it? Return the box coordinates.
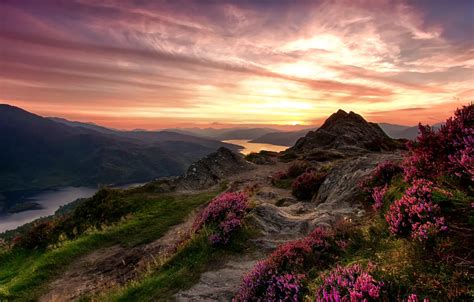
[49,117,118,134]
[215,128,281,140]
[0,104,237,195]
[379,122,444,140]
[251,128,316,146]
[378,123,411,138]
[164,127,281,141]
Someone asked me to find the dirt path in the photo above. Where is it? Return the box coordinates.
[40,208,198,302]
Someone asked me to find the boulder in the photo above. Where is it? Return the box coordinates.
[180,147,255,190]
[313,153,403,208]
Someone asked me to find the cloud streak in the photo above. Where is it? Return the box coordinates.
[0,0,472,128]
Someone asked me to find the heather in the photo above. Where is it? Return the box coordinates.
[385,179,447,241]
[314,263,384,301]
[359,160,404,192]
[291,170,327,200]
[403,104,473,184]
[193,192,249,245]
[271,161,311,189]
[359,160,403,210]
[234,227,347,301]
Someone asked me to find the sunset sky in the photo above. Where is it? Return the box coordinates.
[1,0,473,130]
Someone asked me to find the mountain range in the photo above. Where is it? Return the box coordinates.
[163,127,281,141]
[0,104,238,194]
[0,104,443,196]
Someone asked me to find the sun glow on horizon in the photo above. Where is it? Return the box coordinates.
[0,1,472,129]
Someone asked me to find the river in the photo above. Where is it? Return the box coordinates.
[0,183,145,233]
[222,139,288,155]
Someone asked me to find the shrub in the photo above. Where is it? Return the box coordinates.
[385,179,447,241]
[286,161,310,178]
[264,273,305,302]
[193,192,249,245]
[315,263,384,302]
[271,171,289,186]
[12,220,57,249]
[371,184,388,211]
[234,227,345,301]
[404,104,473,183]
[292,171,327,200]
[359,160,403,193]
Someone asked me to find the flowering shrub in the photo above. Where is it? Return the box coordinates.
[292,171,327,200]
[371,184,388,211]
[445,106,473,182]
[359,160,403,193]
[385,179,447,241]
[235,227,345,301]
[193,192,249,245]
[271,171,289,185]
[287,161,310,178]
[315,263,384,302]
[404,104,473,183]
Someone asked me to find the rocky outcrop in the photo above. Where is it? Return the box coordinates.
[180,147,255,190]
[290,110,397,153]
[313,152,403,207]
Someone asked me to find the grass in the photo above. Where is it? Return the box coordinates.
[0,189,221,301]
[91,223,256,301]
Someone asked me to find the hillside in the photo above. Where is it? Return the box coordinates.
[165,127,281,141]
[0,106,471,301]
[250,128,315,146]
[0,105,237,195]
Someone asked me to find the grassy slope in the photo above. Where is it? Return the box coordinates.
[95,225,255,302]
[0,189,221,301]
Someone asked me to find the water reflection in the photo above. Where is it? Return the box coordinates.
[223,139,288,155]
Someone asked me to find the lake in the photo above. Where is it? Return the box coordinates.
[0,183,145,233]
[223,139,288,155]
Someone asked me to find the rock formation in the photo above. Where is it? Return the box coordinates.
[180,147,255,190]
[290,109,397,153]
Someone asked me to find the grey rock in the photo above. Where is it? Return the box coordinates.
[289,110,398,153]
[313,153,403,208]
[275,197,297,207]
[180,147,255,190]
[175,255,259,302]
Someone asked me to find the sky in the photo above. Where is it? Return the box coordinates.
[0,0,473,130]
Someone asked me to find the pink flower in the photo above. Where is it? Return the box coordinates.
[315,263,384,301]
[234,227,346,301]
[403,104,473,183]
[193,192,249,245]
[371,184,388,211]
[385,179,447,241]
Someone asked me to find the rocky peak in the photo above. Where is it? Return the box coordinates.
[290,109,396,153]
[180,147,255,190]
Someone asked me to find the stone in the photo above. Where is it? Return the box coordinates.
[180,147,255,190]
